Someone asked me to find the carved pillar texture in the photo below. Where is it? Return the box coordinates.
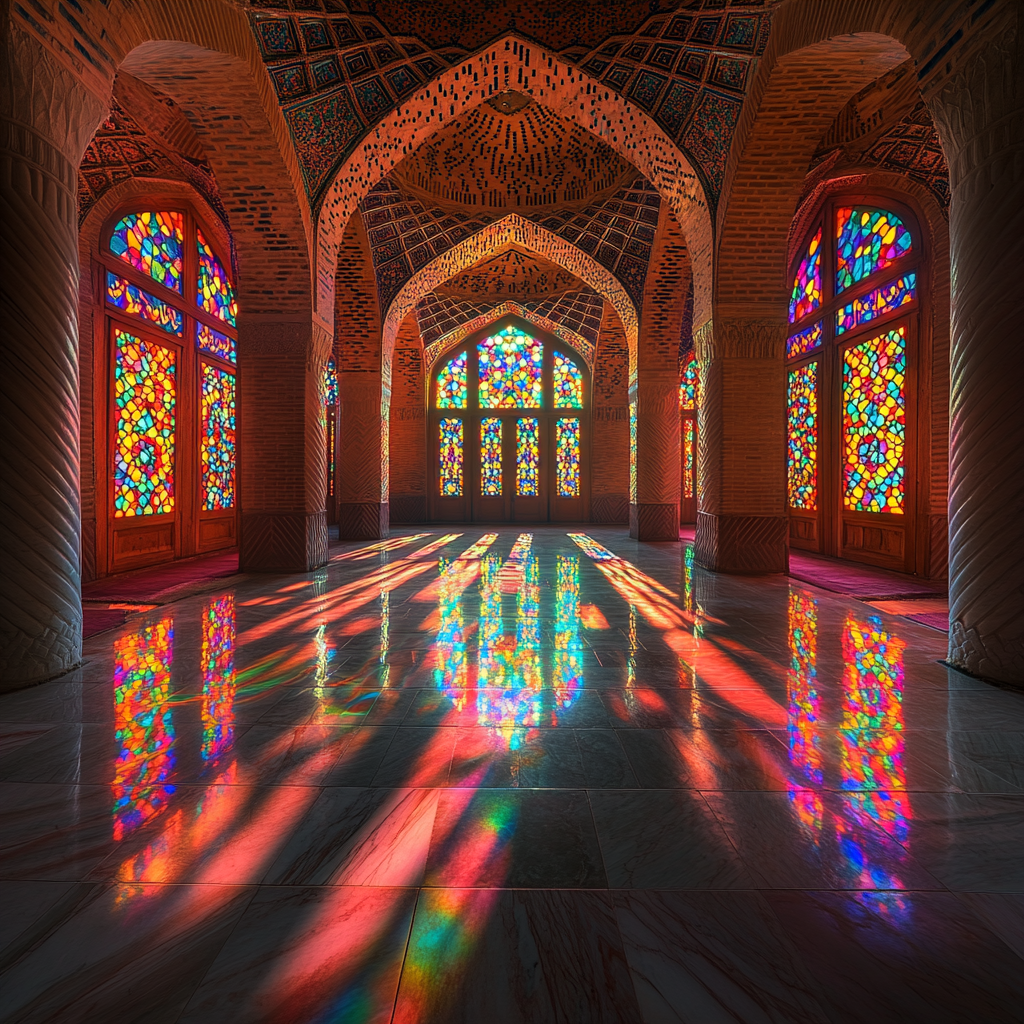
[0,119,83,686]
[339,370,389,540]
[630,370,680,540]
[935,27,1024,686]
[238,318,329,571]
[694,318,788,573]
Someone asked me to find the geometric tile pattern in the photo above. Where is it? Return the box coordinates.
[865,102,950,210]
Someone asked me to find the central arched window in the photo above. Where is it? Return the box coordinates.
[786,195,923,571]
[429,320,589,522]
[100,205,238,572]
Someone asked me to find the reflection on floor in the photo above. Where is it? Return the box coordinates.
[1,528,1023,1023]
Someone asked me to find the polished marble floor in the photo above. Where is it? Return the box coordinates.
[2,528,1023,1024]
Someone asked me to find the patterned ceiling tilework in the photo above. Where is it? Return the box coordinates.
[415,292,496,347]
[436,249,588,299]
[864,103,950,209]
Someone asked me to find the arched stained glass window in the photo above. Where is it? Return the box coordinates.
[197,229,238,327]
[110,211,184,293]
[553,351,583,408]
[436,351,468,408]
[789,226,822,324]
[478,326,543,408]
[679,356,699,410]
[201,364,236,510]
[835,207,912,293]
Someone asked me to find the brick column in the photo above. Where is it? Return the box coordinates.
[237,318,329,571]
[937,30,1024,686]
[338,371,389,540]
[629,370,680,540]
[694,317,788,573]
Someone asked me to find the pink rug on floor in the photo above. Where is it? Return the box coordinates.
[82,608,127,638]
[906,610,950,632]
[82,550,239,604]
[788,550,945,600]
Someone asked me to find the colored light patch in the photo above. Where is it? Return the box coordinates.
[436,351,468,409]
[196,322,236,364]
[555,418,580,498]
[683,417,695,500]
[201,596,236,763]
[787,590,821,787]
[480,417,502,496]
[113,328,176,517]
[786,321,822,360]
[478,326,543,409]
[836,207,913,294]
[439,418,463,497]
[836,273,917,335]
[515,418,539,496]
[787,361,818,511]
[201,363,236,511]
[843,326,906,514]
[196,228,238,327]
[106,272,183,335]
[679,356,699,409]
[789,226,822,323]
[109,211,184,293]
[552,350,583,408]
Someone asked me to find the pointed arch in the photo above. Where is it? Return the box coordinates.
[316,35,712,325]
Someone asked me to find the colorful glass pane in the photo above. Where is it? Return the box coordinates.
[196,228,238,327]
[553,351,583,408]
[789,226,822,323]
[112,618,175,841]
[201,595,236,763]
[516,417,540,496]
[556,417,580,497]
[786,321,822,360]
[787,362,817,510]
[195,322,236,364]
[679,356,699,409]
[683,416,696,500]
[480,417,502,496]
[836,207,913,293]
[478,326,543,408]
[201,363,236,511]
[113,328,176,517]
[439,418,463,496]
[436,351,468,408]
[836,273,917,335]
[843,326,906,514]
[323,357,338,406]
[109,211,184,293]
[841,615,909,843]
[629,401,637,504]
[106,272,183,335]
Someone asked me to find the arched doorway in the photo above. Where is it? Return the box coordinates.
[428,318,589,523]
[786,193,925,572]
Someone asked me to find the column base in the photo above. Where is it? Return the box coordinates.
[339,501,389,540]
[629,503,680,541]
[239,510,328,572]
[695,511,787,573]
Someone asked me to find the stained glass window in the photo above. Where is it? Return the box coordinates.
[836,273,916,336]
[436,351,468,408]
[106,272,183,335]
[786,321,822,360]
[201,595,236,763]
[553,351,583,408]
[323,357,338,406]
[439,418,463,496]
[835,207,913,293]
[113,618,175,840]
[110,211,184,293]
[843,326,906,514]
[683,417,696,500]
[478,326,543,408]
[196,228,237,327]
[480,417,502,496]
[787,362,818,510]
[195,322,235,364]
[679,356,699,409]
[789,226,822,323]
[201,364,235,511]
[114,327,176,517]
[629,401,637,504]
[556,417,580,497]
[516,418,540,496]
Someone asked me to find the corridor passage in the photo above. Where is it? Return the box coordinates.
[1,529,1023,1023]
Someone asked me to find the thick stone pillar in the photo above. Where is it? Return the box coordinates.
[238,318,329,571]
[338,371,388,540]
[694,318,788,573]
[936,29,1024,686]
[629,370,680,540]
